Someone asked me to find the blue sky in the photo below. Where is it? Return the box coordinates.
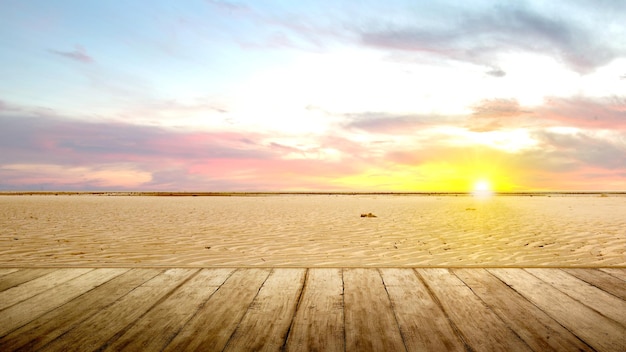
[1,0,625,191]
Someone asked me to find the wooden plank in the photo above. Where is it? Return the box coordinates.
[41,268,197,352]
[343,268,406,351]
[564,268,626,300]
[0,268,92,310]
[0,269,162,351]
[0,268,54,292]
[526,268,626,326]
[104,268,234,351]
[163,268,271,352]
[490,268,625,352]
[224,269,307,351]
[0,269,19,278]
[0,268,127,337]
[599,268,626,281]
[380,268,465,351]
[417,268,531,352]
[453,268,593,352]
[285,268,344,352]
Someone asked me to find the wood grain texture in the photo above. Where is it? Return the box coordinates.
[380,268,465,352]
[0,269,53,292]
[490,268,626,352]
[0,269,162,351]
[0,267,624,352]
[224,268,307,351]
[600,268,626,281]
[343,268,406,351]
[163,268,271,352]
[104,268,234,351]
[453,268,594,352]
[417,268,532,352]
[0,269,19,277]
[0,268,91,310]
[526,268,626,326]
[40,268,197,352]
[285,268,345,352]
[564,268,626,300]
[0,268,127,337]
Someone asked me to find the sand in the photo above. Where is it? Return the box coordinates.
[0,194,624,267]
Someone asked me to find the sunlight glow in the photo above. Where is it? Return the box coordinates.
[472,179,494,197]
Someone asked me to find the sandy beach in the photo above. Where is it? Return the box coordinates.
[0,194,624,267]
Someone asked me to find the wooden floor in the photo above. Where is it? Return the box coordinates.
[0,268,624,351]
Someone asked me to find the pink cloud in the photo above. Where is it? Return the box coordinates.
[181,157,363,191]
[538,96,626,130]
[0,113,372,190]
[2,94,625,191]
[523,166,626,191]
[49,45,94,63]
[471,99,527,118]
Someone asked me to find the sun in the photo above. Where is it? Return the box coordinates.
[472,179,493,197]
[474,180,490,191]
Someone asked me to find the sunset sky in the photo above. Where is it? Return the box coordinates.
[1,0,625,191]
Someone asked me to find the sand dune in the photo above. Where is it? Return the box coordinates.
[0,194,624,267]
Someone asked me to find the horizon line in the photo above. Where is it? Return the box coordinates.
[1,191,625,196]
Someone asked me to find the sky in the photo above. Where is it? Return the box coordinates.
[1,0,625,192]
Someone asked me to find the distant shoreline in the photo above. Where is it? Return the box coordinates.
[1,191,624,196]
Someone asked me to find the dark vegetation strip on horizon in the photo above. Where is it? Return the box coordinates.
[0,191,624,197]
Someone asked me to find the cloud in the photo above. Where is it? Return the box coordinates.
[0,100,23,113]
[2,91,625,191]
[344,112,446,134]
[539,96,626,130]
[531,130,626,170]
[466,96,626,132]
[0,115,273,166]
[486,67,506,77]
[0,113,365,190]
[467,98,532,132]
[0,163,151,190]
[205,0,348,52]
[206,0,249,13]
[359,3,626,73]
[117,99,229,124]
[472,99,526,118]
[48,45,94,63]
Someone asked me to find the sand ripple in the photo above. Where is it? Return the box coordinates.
[0,195,624,267]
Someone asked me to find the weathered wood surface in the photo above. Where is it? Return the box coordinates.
[42,268,197,352]
[0,268,91,311]
[564,268,626,300]
[380,268,465,351]
[343,268,406,351]
[453,268,594,352]
[223,269,306,351]
[0,269,163,351]
[285,268,344,352]
[105,268,234,351]
[0,268,624,352]
[162,268,271,351]
[0,269,19,278]
[0,269,52,292]
[526,268,626,326]
[0,268,127,337]
[601,268,626,281]
[417,268,532,351]
[490,268,625,352]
